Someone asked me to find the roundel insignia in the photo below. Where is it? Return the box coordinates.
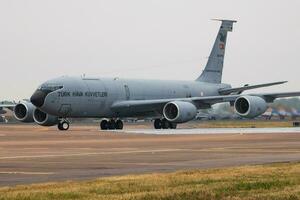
[219,43,225,49]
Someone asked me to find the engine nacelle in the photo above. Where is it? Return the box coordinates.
[33,108,58,126]
[13,101,35,122]
[163,101,197,123]
[234,96,268,118]
[0,108,6,115]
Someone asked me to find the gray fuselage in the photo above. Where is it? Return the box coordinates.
[36,76,230,119]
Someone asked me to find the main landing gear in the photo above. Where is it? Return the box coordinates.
[154,118,177,129]
[100,119,123,130]
[58,119,70,131]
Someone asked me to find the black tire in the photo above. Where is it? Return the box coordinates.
[169,122,177,129]
[61,121,69,130]
[58,121,69,131]
[116,120,123,130]
[154,119,162,129]
[161,118,169,129]
[58,123,63,130]
[108,120,116,130]
[100,120,108,130]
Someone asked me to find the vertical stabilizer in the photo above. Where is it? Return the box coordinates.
[196,19,236,83]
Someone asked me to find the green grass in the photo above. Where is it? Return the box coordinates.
[1,162,300,200]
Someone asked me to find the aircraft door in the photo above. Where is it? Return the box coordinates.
[183,84,192,98]
[124,84,130,100]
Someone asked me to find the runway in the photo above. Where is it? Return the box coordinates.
[0,124,300,186]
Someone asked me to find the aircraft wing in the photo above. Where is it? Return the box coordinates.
[218,81,287,95]
[111,92,300,113]
[253,92,300,103]
[111,95,237,113]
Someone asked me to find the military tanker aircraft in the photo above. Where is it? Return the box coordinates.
[3,19,300,130]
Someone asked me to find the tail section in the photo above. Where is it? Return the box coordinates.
[196,19,236,83]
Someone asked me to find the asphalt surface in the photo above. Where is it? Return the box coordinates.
[0,124,300,186]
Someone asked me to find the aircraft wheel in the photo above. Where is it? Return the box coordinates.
[161,118,170,129]
[58,121,69,131]
[108,120,116,130]
[116,120,123,130]
[154,119,162,129]
[169,122,177,129]
[100,120,108,130]
[58,123,63,130]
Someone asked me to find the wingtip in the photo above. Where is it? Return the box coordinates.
[279,81,288,84]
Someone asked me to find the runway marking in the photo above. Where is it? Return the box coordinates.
[0,171,55,175]
[0,149,186,160]
[1,147,299,160]
[64,148,94,150]
[117,127,300,135]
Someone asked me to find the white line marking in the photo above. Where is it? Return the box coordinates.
[116,127,300,135]
[0,149,184,160]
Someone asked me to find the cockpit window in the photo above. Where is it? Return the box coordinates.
[36,84,64,96]
[38,85,63,92]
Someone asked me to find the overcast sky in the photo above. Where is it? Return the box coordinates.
[0,0,299,100]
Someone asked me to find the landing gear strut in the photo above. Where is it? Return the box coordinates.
[154,118,177,129]
[100,119,123,130]
[58,120,70,131]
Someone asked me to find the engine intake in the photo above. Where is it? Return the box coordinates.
[13,101,35,122]
[33,108,58,126]
[234,96,268,118]
[163,101,197,123]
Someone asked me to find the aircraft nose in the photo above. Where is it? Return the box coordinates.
[30,90,47,107]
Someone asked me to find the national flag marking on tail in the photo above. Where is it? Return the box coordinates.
[219,43,225,49]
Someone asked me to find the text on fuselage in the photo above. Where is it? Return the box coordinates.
[58,91,108,97]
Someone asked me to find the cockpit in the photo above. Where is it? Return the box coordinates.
[30,84,64,107]
[38,84,63,94]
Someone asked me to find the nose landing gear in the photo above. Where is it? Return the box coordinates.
[58,120,70,131]
[154,118,177,129]
[100,119,123,130]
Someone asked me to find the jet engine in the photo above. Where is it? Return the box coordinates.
[163,101,197,123]
[13,101,35,122]
[0,108,7,115]
[33,108,58,126]
[234,96,268,118]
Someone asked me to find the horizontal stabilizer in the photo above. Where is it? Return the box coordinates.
[219,81,287,95]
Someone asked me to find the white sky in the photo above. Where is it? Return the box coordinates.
[0,0,299,100]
